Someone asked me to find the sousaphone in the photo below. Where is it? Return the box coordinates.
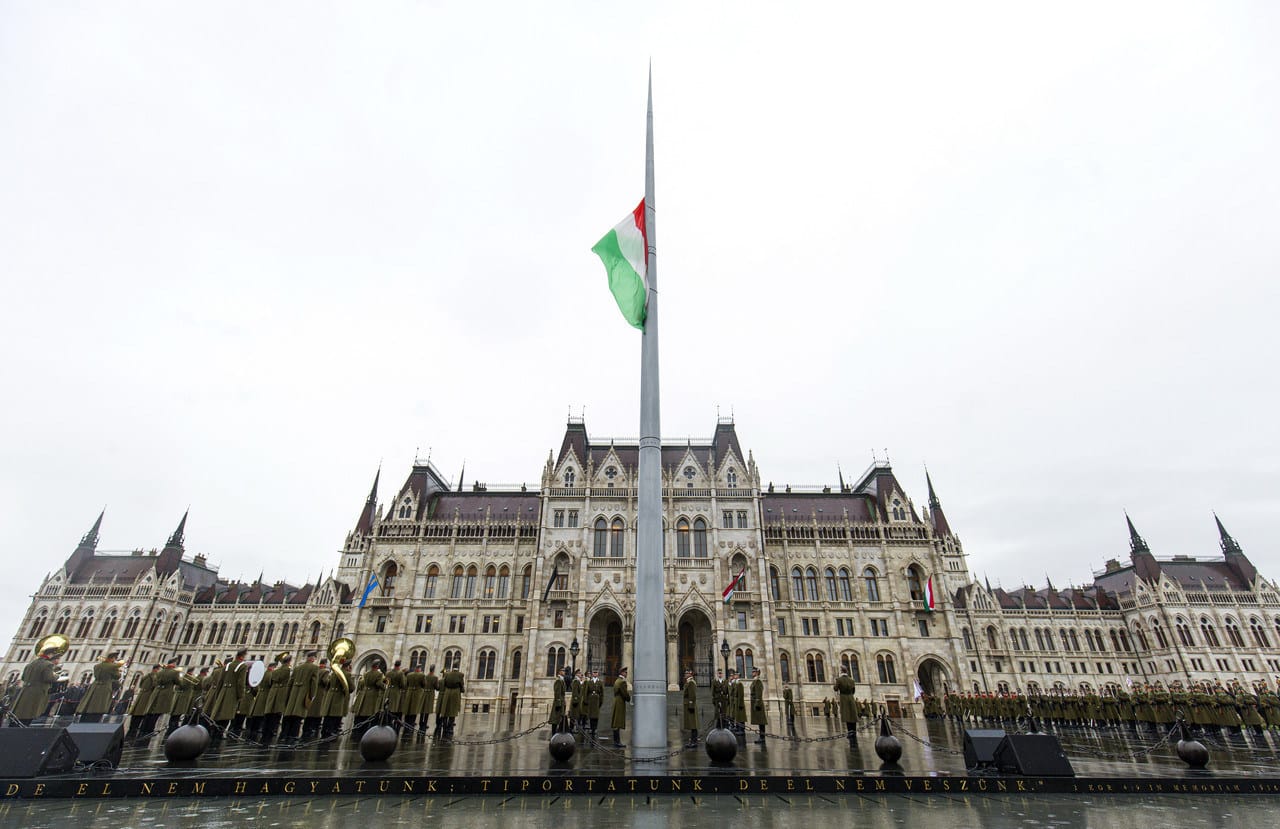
[34,633,69,659]
[327,637,355,693]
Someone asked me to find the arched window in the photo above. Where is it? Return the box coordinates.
[1043,628,1057,652]
[676,518,691,558]
[265,622,275,644]
[1118,629,1132,652]
[563,469,576,488]
[838,568,852,602]
[553,554,570,590]
[398,500,412,519]
[1109,630,1121,651]
[805,653,826,683]
[987,626,999,650]
[99,611,118,640]
[805,568,819,602]
[841,653,861,682]
[255,623,266,645]
[1200,618,1221,647]
[546,645,566,677]
[1059,629,1071,652]
[726,468,738,488]
[210,623,221,645]
[906,565,925,602]
[693,518,708,557]
[1251,618,1271,648]
[425,565,439,598]
[593,518,608,557]
[182,622,195,645]
[147,612,164,640]
[497,565,510,599]
[193,622,204,645]
[610,518,625,558]
[735,647,754,677]
[1035,629,1046,650]
[1175,618,1192,647]
[791,568,805,600]
[1009,629,1021,651]
[381,561,398,594]
[409,649,428,672]
[962,627,973,650]
[475,649,497,680]
[1132,624,1149,651]
[779,651,791,683]
[730,554,749,592]
[443,649,462,672]
[27,611,48,639]
[863,568,881,602]
[465,565,478,599]
[309,621,322,645]
[289,622,298,644]
[1083,629,1096,652]
[876,654,897,684]
[510,649,523,679]
[54,610,71,635]
[483,565,497,599]
[451,566,465,598]
[824,568,838,602]
[521,565,532,599]
[1151,620,1168,649]
[1225,618,1245,648]
[769,566,781,601]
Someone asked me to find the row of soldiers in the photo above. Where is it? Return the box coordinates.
[711,667,769,744]
[938,679,1280,734]
[550,667,631,747]
[342,659,466,741]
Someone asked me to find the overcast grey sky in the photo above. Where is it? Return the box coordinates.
[2,2,1277,649]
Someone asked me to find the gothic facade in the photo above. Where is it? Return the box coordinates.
[5,417,1277,718]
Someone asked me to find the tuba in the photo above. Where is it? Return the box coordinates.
[34,633,70,659]
[274,650,291,665]
[327,637,355,693]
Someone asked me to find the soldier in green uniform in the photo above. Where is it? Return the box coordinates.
[280,652,317,744]
[201,660,222,717]
[422,665,440,739]
[834,666,858,744]
[585,671,604,737]
[437,663,465,742]
[246,664,274,741]
[12,647,61,726]
[1257,680,1280,730]
[262,655,291,745]
[569,669,585,735]
[75,653,120,724]
[210,651,249,739]
[140,658,180,745]
[124,665,160,740]
[1233,681,1265,735]
[749,667,768,745]
[712,670,727,727]
[783,685,796,735]
[386,660,406,731]
[682,669,699,747]
[551,666,569,734]
[353,661,387,735]
[168,668,200,735]
[402,666,426,735]
[321,658,351,740]
[730,670,747,735]
[609,667,630,747]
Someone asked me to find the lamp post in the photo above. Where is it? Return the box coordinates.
[719,638,731,727]
[570,638,580,673]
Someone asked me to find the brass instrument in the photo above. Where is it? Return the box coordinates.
[274,650,291,664]
[327,637,355,693]
[34,633,69,659]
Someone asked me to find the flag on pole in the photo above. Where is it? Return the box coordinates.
[924,576,936,611]
[913,680,924,701]
[722,568,747,604]
[541,563,561,603]
[591,200,649,329]
[358,574,380,608]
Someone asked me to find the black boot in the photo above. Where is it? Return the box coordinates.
[755,726,766,745]
[686,729,698,748]
[612,730,625,748]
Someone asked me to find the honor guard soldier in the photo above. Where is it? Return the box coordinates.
[834,666,858,744]
[712,669,727,726]
[169,668,200,735]
[262,654,292,744]
[609,667,630,747]
[402,666,426,734]
[421,665,440,739]
[140,658,181,745]
[386,660,406,730]
[783,685,796,735]
[12,645,61,726]
[570,669,586,734]
[437,664,465,741]
[75,653,120,724]
[246,664,274,741]
[682,669,699,747]
[586,671,604,736]
[125,665,160,741]
[353,660,387,736]
[282,651,318,744]
[749,667,768,745]
[210,650,250,739]
[729,670,747,735]
[324,658,352,739]
[551,666,569,735]
[314,658,338,739]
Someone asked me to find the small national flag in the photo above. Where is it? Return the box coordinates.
[722,568,747,604]
[591,200,649,329]
[913,680,924,701]
[541,563,561,603]
[924,576,936,611]
[359,574,380,608]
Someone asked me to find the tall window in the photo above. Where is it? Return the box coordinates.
[863,568,881,602]
[779,651,791,683]
[594,518,608,557]
[409,649,428,672]
[610,518,624,557]
[510,650,523,679]
[676,519,690,557]
[451,566,465,598]
[99,611,118,639]
[1226,619,1246,648]
[693,518,708,557]
[310,621,321,644]
[381,561,398,594]
[1176,618,1194,647]
[27,612,47,639]
[838,568,852,602]
[1251,618,1271,648]
[730,555,749,592]
[476,650,496,680]
[546,646,566,677]
[726,468,738,488]
[962,627,973,650]
[805,568,819,602]
[444,649,462,672]
[1152,621,1169,649]
[876,654,897,684]
[841,653,861,682]
[497,565,510,599]
[483,566,497,599]
[465,566,478,599]
[907,566,925,602]
[769,567,781,601]
[425,565,439,598]
[824,568,838,602]
[735,647,754,677]
[54,610,71,635]
[1200,618,1220,647]
[521,565,532,599]
[563,469,575,487]
[805,653,826,683]
[791,568,805,600]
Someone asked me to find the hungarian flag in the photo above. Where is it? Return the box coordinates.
[924,576,936,611]
[591,200,648,329]
[722,568,746,604]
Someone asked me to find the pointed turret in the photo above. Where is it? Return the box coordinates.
[1215,513,1257,586]
[838,464,847,493]
[1124,513,1161,583]
[167,511,188,549]
[64,510,105,576]
[354,467,380,535]
[155,510,188,575]
[1125,513,1148,553]
[457,461,465,493]
[925,469,952,536]
[81,510,105,550]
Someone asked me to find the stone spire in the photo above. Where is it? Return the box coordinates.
[926,468,952,536]
[354,467,380,535]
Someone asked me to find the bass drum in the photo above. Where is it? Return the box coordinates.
[247,660,267,688]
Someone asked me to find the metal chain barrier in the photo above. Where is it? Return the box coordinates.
[884,718,965,756]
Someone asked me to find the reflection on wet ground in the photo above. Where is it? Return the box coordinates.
[0,793,1273,829]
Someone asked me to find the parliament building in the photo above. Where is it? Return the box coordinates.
[5,417,1278,718]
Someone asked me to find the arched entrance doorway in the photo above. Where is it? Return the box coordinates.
[677,608,714,684]
[916,657,950,696]
[588,608,624,686]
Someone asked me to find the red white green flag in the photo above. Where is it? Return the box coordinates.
[591,200,649,329]
[722,568,746,604]
[924,576,936,611]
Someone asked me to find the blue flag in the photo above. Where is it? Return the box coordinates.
[359,574,380,608]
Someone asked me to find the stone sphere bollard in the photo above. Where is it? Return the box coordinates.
[704,727,738,764]
[1175,722,1210,770]
[549,732,576,763]
[164,724,210,763]
[360,725,399,763]
[874,717,903,766]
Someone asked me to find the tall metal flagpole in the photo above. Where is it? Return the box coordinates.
[632,67,666,750]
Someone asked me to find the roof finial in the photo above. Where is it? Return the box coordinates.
[1125,512,1149,554]
[80,509,105,550]
[837,464,846,492]
[167,510,188,549]
[458,460,466,493]
[1214,512,1243,555]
